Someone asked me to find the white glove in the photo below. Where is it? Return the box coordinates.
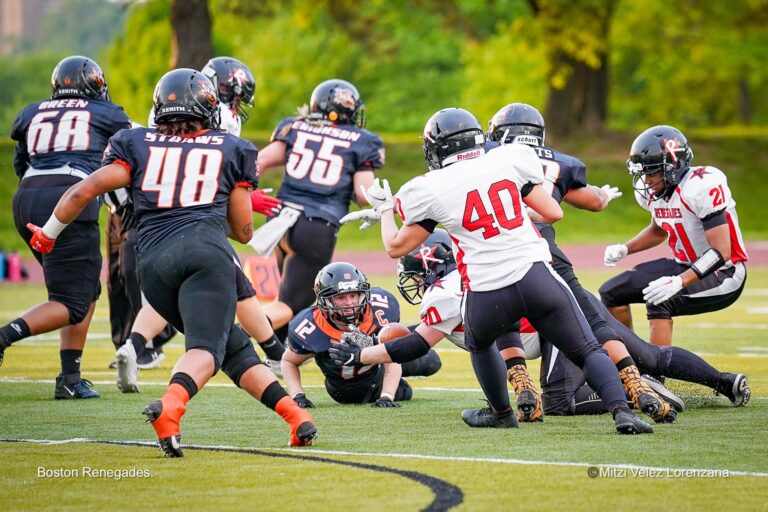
[340,209,380,231]
[643,275,683,305]
[362,178,394,214]
[601,184,623,203]
[603,244,628,266]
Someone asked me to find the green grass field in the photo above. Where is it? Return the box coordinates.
[1,270,767,511]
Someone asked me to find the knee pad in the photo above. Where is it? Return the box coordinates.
[401,349,442,377]
[221,344,262,387]
[395,379,413,402]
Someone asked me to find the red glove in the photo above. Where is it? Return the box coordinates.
[27,223,57,254]
[250,189,283,217]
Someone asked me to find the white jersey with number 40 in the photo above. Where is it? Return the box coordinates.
[636,165,748,267]
[395,143,551,292]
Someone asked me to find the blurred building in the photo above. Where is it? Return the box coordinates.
[0,0,55,55]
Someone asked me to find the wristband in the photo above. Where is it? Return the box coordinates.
[690,248,725,279]
[42,214,69,239]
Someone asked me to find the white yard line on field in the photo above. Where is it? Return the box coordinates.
[3,437,767,478]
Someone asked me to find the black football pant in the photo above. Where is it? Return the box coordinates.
[463,262,627,416]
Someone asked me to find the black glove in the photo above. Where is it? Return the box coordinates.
[328,342,362,367]
[292,392,315,409]
[371,396,400,408]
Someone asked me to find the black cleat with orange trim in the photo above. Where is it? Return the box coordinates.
[291,421,318,447]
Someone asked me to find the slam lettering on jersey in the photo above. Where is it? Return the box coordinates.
[396,143,551,291]
[287,288,399,385]
[486,140,587,204]
[635,166,747,266]
[11,98,131,179]
[102,127,259,252]
[270,117,385,224]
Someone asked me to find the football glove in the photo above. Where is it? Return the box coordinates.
[292,392,315,409]
[250,189,282,217]
[371,396,400,408]
[339,209,380,231]
[27,223,57,254]
[601,184,623,203]
[642,275,684,305]
[340,330,375,348]
[362,178,394,214]
[328,342,362,367]
[603,243,628,266]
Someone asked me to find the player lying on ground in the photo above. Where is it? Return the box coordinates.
[282,262,441,408]
[347,107,653,434]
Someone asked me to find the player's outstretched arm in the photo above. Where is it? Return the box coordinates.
[281,349,314,407]
[563,184,622,212]
[29,164,131,253]
[256,141,287,176]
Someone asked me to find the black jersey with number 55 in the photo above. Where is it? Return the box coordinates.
[102,128,259,251]
[271,117,385,224]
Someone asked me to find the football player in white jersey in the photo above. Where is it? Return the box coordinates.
[347,107,653,434]
[599,126,748,347]
[329,229,543,422]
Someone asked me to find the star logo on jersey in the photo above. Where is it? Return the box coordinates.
[431,278,445,290]
[690,167,710,180]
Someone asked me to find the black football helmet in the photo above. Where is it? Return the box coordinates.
[397,229,456,305]
[309,79,366,128]
[487,103,545,146]
[422,108,485,170]
[314,262,371,326]
[627,125,693,200]
[51,55,109,101]
[152,68,220,128]
[201,57,255,122]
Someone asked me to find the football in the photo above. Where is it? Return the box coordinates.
[377,322,411,342]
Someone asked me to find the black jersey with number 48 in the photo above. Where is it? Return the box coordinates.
[102,128,259,251]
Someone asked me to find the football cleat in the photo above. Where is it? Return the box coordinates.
[54,375,100,399]
[507,364,543,422]
[115,342,140,393]
[291,421,318,447]
[136,346,166,370]
[614,410,654,435]
[642,375,685,412]
[716,373,751,407]
[143,400,184,457]
[619,365,675,423]
[461,403,519,428]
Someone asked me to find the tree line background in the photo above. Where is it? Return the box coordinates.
[0,0,766,140]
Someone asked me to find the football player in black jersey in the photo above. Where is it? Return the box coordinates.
[1,55,131,399]
[29,69,316,456]
[281,262,441,407]
[485,103,676,423]
[257,79,385,345]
